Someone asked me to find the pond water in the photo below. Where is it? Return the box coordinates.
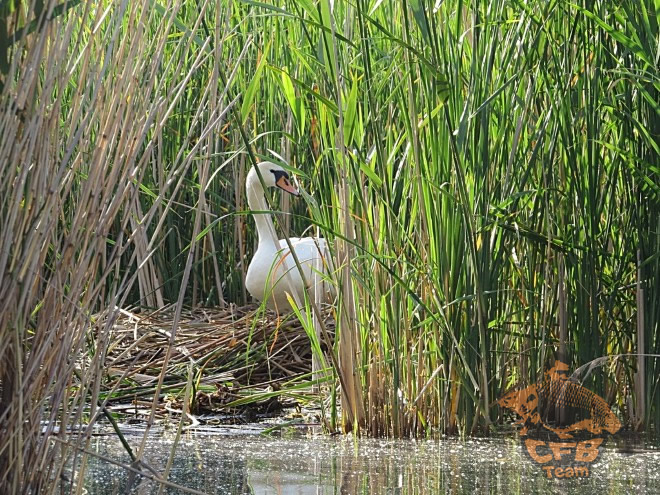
[75,429,659,494]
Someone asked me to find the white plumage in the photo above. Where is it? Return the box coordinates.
[244,162,332,312]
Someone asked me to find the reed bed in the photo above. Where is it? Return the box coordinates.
[0,0,658,493]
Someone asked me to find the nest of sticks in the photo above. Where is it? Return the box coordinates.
[101,304,334,417]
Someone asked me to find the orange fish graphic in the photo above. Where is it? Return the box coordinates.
[498,361,621,439]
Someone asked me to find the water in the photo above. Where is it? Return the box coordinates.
[73,429,659,494]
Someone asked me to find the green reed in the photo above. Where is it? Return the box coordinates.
[0,0,658,491]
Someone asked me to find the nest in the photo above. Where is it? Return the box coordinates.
[101,304,334,416]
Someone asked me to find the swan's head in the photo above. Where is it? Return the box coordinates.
[247,161,299,196]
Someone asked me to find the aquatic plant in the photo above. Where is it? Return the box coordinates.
[0,0,657,492]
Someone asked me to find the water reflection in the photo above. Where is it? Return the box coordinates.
[77,431,660,494]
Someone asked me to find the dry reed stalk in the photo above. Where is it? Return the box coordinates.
[0,1,151,489]
[0,1,248,492]
[324,0,366,433]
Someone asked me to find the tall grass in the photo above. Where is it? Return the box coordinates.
[270,0,658,436]
[0,0,240,491]
[0,0,657,491]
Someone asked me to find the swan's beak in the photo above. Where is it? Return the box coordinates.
[276,176,299,196]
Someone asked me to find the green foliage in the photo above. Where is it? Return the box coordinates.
[218,0,657,436]
[2,0,658,451]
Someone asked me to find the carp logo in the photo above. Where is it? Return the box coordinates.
[498,361,621,479]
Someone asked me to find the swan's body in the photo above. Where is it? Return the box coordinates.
[245,162,332,312]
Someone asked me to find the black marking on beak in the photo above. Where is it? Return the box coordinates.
[272,169,299,196]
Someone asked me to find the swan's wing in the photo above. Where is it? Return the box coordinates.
[278,237,328,258]
[277,237,334,289]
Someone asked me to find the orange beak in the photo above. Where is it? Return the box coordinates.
[276,175,299,196]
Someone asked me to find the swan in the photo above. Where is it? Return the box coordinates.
[244,161,332,312]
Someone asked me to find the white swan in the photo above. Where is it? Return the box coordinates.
[245,161,332,312]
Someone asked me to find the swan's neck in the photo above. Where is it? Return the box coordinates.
[247,178,278,245]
